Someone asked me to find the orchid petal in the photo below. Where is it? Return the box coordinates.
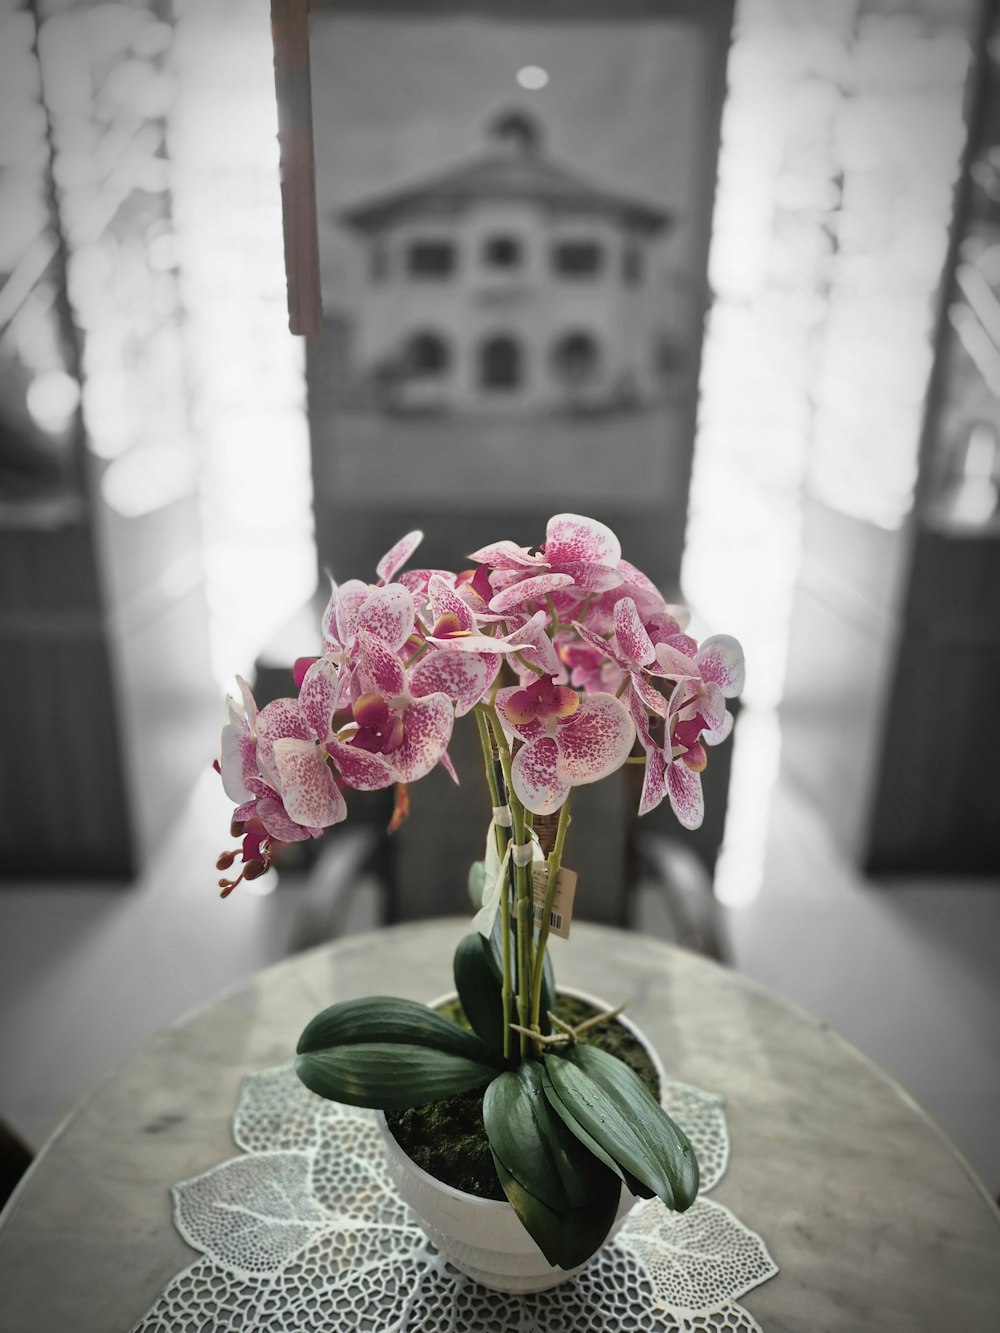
[410,649,489,717]
[331,578,369,650]
[556,560,623,594]
[487,572,574,615]
[298,655,341,739]
[666,760,704,830]
[613,597,656,667]
[511,736,570,815]
[255,698,312,789]
[572,619,627,670]
[376,530,423,584]
[356,584,415,653]
[544,513,621,568]
[493,686,545,742]
[438,749,460,785]
[628,692,667,817]
[256,794,319,843]
[219,719,255,804]
[356,629,406,700]
[510,610,564,678]
[235,674,258,726]
[654,641,700,680]
[630,670,669,718]
[467,539,541,570]
[697,634,746,697]
[428,574,476,633]
[272,737,347,828]
[555,693,635,785]
[326,737,395,791]
[391,694,454,783]
[704,709,735,747]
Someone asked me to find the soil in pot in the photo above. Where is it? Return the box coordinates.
[383,993,661,1201]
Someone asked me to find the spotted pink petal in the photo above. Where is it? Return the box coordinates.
[438,749,460,784]
[256,794,320,843]
[329,579,369,650]
[666,760,704,830]
[697,634,745,698]
[467,539,542,570]
[629,692,667,816]
[494,685,545,742]
[615,560,666,619]
[356,584,415,653]
[390,694,454,782]
[410,649,490,717]
[555,693,635,786]
[376,530,423,585]
[630,671,670,718]
[511,736,570,815]
[428,575,476,633]
[255,698,312,790]
[488,572,574,615]
[232,800,256,823]
[544,513,621,568]
[219,717,256,804]
[654,641,700,680]
[703,709,734,747]
[235,674,258,725]
[510,619,565,681]
[298,656,342,739]
[697,680,727,731]
[271,737,347,828]
[573,619,627,670]
[556,560,623,595]
[326,737,395,791]
[614,597,656,668]
[356,629,406,701]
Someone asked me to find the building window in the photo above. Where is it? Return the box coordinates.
[480,335,522,390]
[551,331,600,386]
[406,331,450,377]
[553,240,603,278]
[407,240,456,278]
[622,244,643,286]
[483,235,522,269]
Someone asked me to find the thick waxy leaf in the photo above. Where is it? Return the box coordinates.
[453,932,507,1059]
[543,1044,699,1211]
[485,1063,621,1269]
[296,1042,497,1110]
[296,996,501,1067]
[539,1061,654,1200]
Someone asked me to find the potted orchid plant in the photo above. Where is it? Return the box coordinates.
[215,513,743,1290]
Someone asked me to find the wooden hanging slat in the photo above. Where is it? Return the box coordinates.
[270,0,322,336]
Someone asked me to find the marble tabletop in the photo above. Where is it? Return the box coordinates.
[1,919,998,1332]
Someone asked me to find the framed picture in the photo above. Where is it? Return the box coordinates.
[305,0,733,594]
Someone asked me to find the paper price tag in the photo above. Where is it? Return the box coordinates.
[531,865,577,940]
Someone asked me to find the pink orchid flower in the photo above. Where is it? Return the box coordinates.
[352,629,455,782]
[635,636,745,826]
[320,533,423,663]
[470,513,624,616]
[494,675,635,815]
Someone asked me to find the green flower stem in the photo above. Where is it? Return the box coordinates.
[474,708,513,1061]
[529,794,572,1040]
[486,709,533,1062]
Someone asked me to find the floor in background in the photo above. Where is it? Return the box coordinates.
[1,765,998,1203]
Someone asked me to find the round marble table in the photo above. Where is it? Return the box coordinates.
[0,920,998,1332]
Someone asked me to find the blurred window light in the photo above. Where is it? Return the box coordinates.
[169,0,314,685]
[516,65,549,91]
[100,444,197,518]
[685,0,974,906]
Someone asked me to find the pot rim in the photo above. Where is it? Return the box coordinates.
[375,983,666,1211]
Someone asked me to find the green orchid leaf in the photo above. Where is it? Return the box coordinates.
[484,1062,621,1269]
[491,1155,619,1272]
[543,1044,699,1211]
[295,1043,498,1110]
[296,996,501,1067]
[538,1058,655,1200]
[453,933,507,1059]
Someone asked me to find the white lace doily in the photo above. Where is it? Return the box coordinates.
[130,1064,777,1332]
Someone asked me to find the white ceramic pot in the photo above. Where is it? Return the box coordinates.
[375,987,666,1293]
